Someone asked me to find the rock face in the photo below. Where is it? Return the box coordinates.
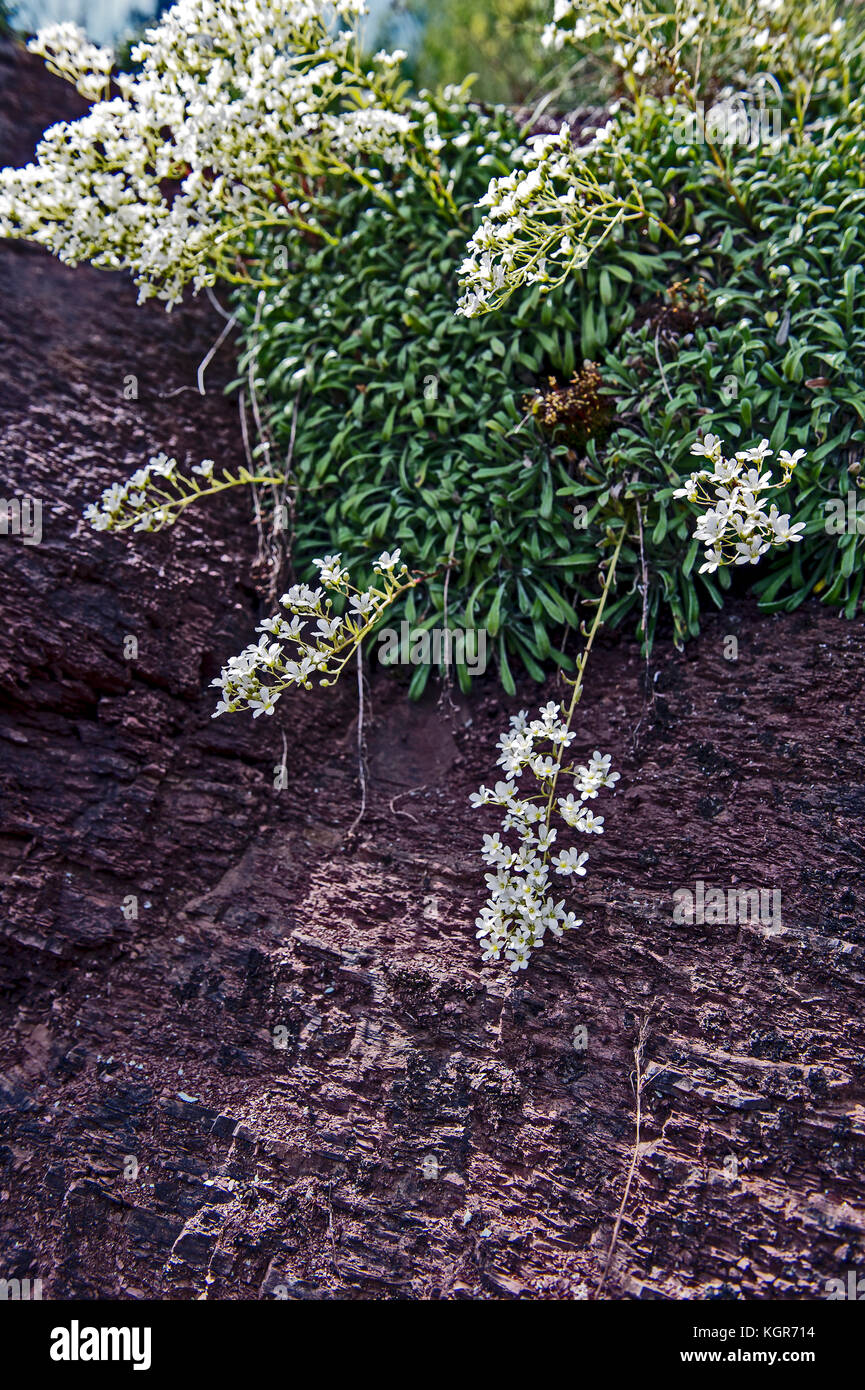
[1,44,865,1302]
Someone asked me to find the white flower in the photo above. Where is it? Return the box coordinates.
[766,504,806,543]
[690,433,724,461]
[673,477,700,502]
[699,547,723,575]
[481,833,508,865]
[778,448,807,470]
[505,944,531,971]
[374,549,401,571]
[249,689,280,717]
[535,825,558,853]
[149,453,177,478]
[313,554,348,586]
[552,848,589,876]
[530,754,560,781]
[735,534,770,564]
[557,792,586,826]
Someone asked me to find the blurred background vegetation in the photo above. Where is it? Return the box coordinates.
[378,0,557,104]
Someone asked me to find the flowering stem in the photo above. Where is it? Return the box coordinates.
[544,520,628,829]
[315,575,422,685]
[211,554,426,717]
[100,470,288,532]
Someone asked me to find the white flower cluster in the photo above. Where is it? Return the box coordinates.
[543,0,847,88]
[0,1,447,306]
[732,0,847,77]
[541,0,685,81]
[457,121,641,317]
[211,549,417,716]
[673,434,806,574]
[471,702,619,971]
[29,22,115,101]
[83,453,283,532]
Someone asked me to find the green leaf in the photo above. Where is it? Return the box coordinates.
[498,637,516,696]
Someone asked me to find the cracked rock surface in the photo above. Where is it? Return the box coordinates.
[1,44,864,1300]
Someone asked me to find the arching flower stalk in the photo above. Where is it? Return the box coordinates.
[211,550,421,716]
[29,21,115,101]
[457,123,665,318]
[83,453,288,533]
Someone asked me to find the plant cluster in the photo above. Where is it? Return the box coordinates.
[240,0,865,688]
[572,98,865,638]
[236,100,610,697]
[8,1,861,685]
[454,17,865,643]
[0,1,454,307]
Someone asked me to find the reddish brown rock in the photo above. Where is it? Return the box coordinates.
[1,42,864,1301]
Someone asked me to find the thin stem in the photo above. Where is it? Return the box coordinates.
[347,644,368,839]
[543,522,628,829]
[105,471,287,532]
[594,1012,651,1299]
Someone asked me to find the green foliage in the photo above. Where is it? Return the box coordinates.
[566,98,865,644]
[238,76,865,694]
[237,104,620,696]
